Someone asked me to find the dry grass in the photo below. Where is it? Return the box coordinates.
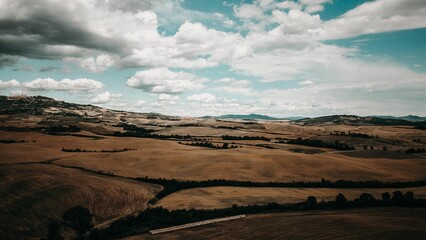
[122,208,426,240]
[2,131,424,182]
[0,122,425,238]
[0,130,163,164]
[156,186,426,210]
[2,102,426,240]
[56,140,426,182]
[0,164,161,239]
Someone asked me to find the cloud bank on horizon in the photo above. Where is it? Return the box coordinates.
[0,0,425,117]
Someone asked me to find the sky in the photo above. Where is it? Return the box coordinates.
[0,0,425,117]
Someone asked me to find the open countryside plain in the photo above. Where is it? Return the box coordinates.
[1,97,426,239]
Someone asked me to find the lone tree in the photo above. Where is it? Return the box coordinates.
[392,190,405,204]
[335,193,347,203]
[62,206,94,238]
[382,192,391,202]
[306,196,317,206]
[47,221,63,240]
[405,191,415,203]
[334,193,348,208]
[359,193,375,203]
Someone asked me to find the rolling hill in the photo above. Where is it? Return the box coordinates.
[203,114,303,121]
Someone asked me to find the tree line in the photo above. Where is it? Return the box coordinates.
[137,177,426,204]
[178,141,238,149]
[61,147,136,153]
[222,135,271,141]
[405,148,426,154]
[0,125,80,133]
[330,131,377,138]
[283,138,355,151]
[0,139,27,144]
[60,190,426,240]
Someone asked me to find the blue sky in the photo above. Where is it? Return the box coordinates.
[0,0,425,117]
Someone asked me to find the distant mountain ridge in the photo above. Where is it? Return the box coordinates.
[204,113,426,123]
[1,96,424,127]
[294,115,426,127]
[372,115,426,122]
[202,114,303,121]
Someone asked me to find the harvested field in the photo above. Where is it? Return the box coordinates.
[0,131,169,164]
[1,125,425,183]
[339,150,423,159]
[156,186,426,210]
[57,142,426,182]
[0,164,161,239]
[121,208,426,240]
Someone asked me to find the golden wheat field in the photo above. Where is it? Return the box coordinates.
[155,186,426,210]
[1,128,425,182]
[1,111,426,239]
[56,141,426,182]
[2,1,426,238]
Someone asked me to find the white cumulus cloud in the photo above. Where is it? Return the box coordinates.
[79,55,115,73]
[91,91,111,104]
[23,78,104,92]
[187,93,217,103]
[91,91,122,104]
[126,67,206,94]
[323,0,426,40]
[0,79,20,89]
[158,94,180,101]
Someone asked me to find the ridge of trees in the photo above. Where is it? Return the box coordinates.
[61,147,136,153]
[0,139,27,143]
[330,131,377,138]
[282,138,355,151]
[405,148,426,154]
[0,125,81,133]
[87,191,426,240]
[178,141,238,149]
[138,177,426,204]
[222,135,271,141]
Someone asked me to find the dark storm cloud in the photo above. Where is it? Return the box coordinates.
[0,0,124,60]
[0,55,19,69]
[39,66,60,72]
[12,64,33,72]
[95,0,158,13]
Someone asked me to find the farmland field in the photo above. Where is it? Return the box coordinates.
[156,186,426,210]
[0,164,161,239]
[1,96,426,239]
[122,208,426,240]
[2,0,426,238]
[2,131,425,183]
